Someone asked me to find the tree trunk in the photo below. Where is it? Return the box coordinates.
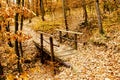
[15,0,22,73]
[20,0,24,30]
[0,63,4,75]
[40,0,45,21]
[36,0,39,16]
[27,0,32,23]
[6,0,13,47]
[0,3,1,31]
[0,25,1,31]
[6,0,10,32]
[62,0,68,32]
[95,0,104,34]
[19,0,24,57]
[0,63,5,80]
[7,22,13,47]
[82,0,88,26]
[32,0,35,14]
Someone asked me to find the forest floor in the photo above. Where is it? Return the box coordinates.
[0,8,120,80]
[22,15,120,80]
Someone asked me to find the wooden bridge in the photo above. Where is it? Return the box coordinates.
[33,29,83,69]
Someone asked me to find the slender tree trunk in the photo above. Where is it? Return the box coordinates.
[19,0,24,57]
[62,0,68,32]
[95,0,104,34]
[15,0,22,73]
[15,14,19,33]
[32,0,35,14]
[36,0,39,16]
[0,63,3,75]
[40,0,45,21]
[20,0,24,30]
[6,0,13,47]
[82,0,88,26]
[7,22,13,47]
[0,63,5,80]
[0,3,1,8]
[6,0,10,32]
[0,3,1,31]
[27,0,32,23]
[0,25,1,31]
[6,0,9,3]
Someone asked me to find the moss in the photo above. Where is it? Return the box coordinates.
[32,21,61,32]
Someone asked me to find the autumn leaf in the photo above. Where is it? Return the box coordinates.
[0,16,4,22]
[19,72,29,80]
[6,74,15,80]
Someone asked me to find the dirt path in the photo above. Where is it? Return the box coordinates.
[19,17,120,80]
[22,18,82,80]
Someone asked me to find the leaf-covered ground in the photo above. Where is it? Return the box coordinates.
[21,18,120,80]
[0,9,120,80]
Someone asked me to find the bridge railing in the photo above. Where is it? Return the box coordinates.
[39,32,56,63]
[56,29,83,50]
[37,30,82,74]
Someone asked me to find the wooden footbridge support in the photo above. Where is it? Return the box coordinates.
[33,30,82,74]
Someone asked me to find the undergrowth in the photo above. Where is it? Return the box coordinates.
[32,20,62,32]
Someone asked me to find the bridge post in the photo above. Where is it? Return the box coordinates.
[50,37,55,74]
[74,34,77,50]
[59,31,62,43]
[40,33,44,64]
[50,37,54,62]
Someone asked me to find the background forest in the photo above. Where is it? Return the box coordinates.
[0,0,120,80]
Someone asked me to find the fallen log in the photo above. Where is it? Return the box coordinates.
[33,41,72,68]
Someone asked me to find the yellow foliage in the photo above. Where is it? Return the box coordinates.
[6,74,15,80]
[8,52,17,60]
[32,20,61,32]
[30,66,41,73]
[19,72,29,80]
[6,72,29,80]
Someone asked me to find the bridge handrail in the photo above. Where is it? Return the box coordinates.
[56,29,83,35]
[56,29,83,50]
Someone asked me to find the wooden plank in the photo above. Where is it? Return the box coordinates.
[56,29,83,35]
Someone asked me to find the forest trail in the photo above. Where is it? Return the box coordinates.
[23,19,80,67]
[21,8,84,60]
[20,19,85,79]
[7,17,120,80]
[20,17,120,80]
[6,12,119,79]
[1,0,120,79]
[21,18,120,80]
